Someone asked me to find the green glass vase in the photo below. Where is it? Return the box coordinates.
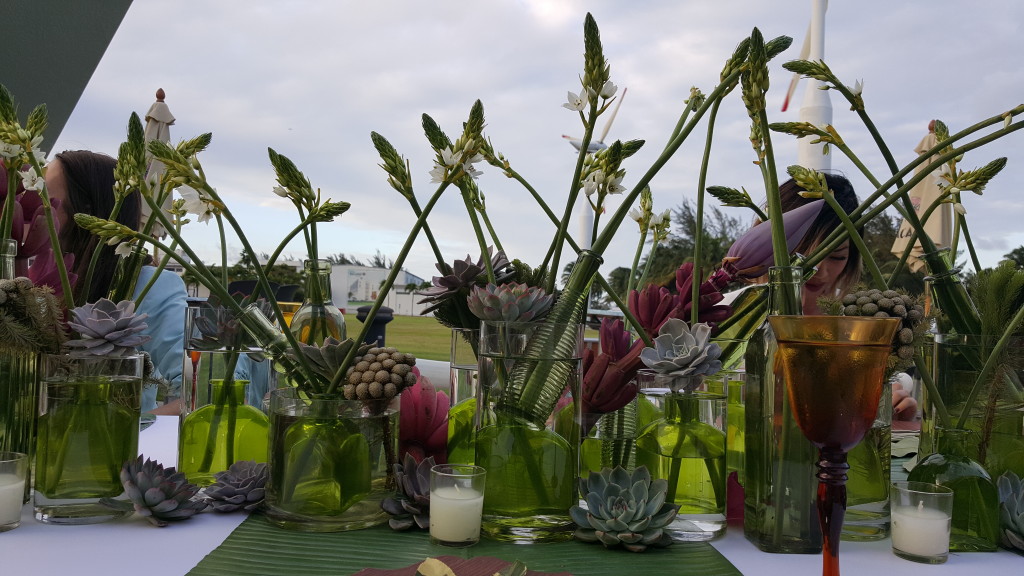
[264,388,397,532]
[743,267,821,553]
[908,426,1000,552]
[474,321,583,543]
[447,328,478,465]
[178,378,269,486]
[33,354,142,524]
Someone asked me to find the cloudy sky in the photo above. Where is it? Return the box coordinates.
[52,0,1024,281]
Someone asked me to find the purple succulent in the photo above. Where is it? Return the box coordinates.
[417,248,511,314]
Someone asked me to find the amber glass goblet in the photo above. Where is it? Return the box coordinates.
[768,316,900,576]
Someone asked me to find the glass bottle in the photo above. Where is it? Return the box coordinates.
[289,259,345,346]
[743,266,822,553]
[841,377,891,541]
[907,426,1000,551]
[178,378,269,486]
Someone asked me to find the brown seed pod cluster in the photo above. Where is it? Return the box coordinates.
[343,345,417,401]
[839,288,927,371]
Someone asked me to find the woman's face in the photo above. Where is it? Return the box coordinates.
[802,240,850,315]
[43,158,71,231]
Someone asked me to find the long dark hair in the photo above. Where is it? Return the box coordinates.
[778,173,862,291]
[55,150,141,303]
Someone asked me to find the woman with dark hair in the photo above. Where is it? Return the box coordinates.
[753,173,915,417]
[45,150,186,414]
[47,150,140,303]
[763,173,862,314]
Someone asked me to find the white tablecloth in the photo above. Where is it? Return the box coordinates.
[1,416,1019,575]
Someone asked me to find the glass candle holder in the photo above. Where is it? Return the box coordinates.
[0,452,28,532]
[890,481,954,564]
[430,464,486,547]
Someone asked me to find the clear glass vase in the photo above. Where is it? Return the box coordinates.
[289,259,345,346]
[474,321,583,542]
[635,370,727,541]
[447,327,478,465]
[841,377,892,541]
[181,304,273,484]
[743,266,822,553]
[264,388,398,532]
[908,426,1000,551]
[33,353,142,524]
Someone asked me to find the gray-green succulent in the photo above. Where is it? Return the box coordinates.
[466,281,553,322]
[570,466,679,552]
[639,318,722,377]
[65,298,150,356]
[997,471,1024,551]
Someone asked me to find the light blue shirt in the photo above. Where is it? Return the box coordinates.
[134,266,187,412]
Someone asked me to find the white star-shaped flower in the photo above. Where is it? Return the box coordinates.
[178,186,216,224]
[852,79,864,96]
[429,164,446,183]
[0,142,20,159]
[600,80,618,99]
[114,241,135,258]
[19,167,44,191]
[606,175,625,195]
[562,91,585,112]
[440,147,461,167]
[628,207,643,223]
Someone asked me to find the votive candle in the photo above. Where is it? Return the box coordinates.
[0,473,25,526]
[891,501,951,557]
[430,484,484,542]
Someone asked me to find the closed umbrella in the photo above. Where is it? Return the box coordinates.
[140,88,175,234]
[890,121,952,273]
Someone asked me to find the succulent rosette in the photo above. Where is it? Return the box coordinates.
[639,318,722,378]
[204,460,268,513]
[467,281,553,322]
[381,454,435,531]
[570,466,679,552]
[65,297,150,356]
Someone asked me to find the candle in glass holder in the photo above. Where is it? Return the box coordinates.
[0,452,28,532]
[890,481,953,564]
[430,464,486,547]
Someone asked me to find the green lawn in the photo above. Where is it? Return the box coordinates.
[344,312,600,362]
[345,313,452,361]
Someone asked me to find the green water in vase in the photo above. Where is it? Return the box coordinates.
[264,390,396,532]
[446,398,476,465]
[635,391,727,540]
[178,379,269,486]
[475,417,576,541]
[907,427,1000,551]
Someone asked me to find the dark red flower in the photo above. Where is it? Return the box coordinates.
[398,368,450,465]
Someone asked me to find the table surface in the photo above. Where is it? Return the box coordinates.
[1,416,1019,575]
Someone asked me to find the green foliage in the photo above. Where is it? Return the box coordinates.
[968,261,1024,338]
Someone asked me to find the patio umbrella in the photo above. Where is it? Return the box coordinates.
[140,88,175,235]
[890,121,952,273]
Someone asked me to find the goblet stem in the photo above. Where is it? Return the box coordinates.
[816,447,848,576]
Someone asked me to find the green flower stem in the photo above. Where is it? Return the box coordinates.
[215,213,228,290]
[126,199,320,388]
[820,190,886,289]
[197,352,242,473]
[958,216,983,273]
[692,97,724,325]
[29,156,75,311]
[328,181,453,394]
[914,351,951,427]
[2,168,16,240]
[626,224,649,297]
[661,97,699,155]
[546,105,600,294]
[457,182,497,283]
[956,304,1024,429]
[134,235,182,306]
[400,192,446,271]
[503,72,743,418]
[477,207,505,256]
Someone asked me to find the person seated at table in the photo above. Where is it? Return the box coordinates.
[45,150,187,414]
[749,173,918,420]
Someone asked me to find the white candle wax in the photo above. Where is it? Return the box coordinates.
[891,502,951,557]
[430,485,484,543]
[0,473,25,526]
